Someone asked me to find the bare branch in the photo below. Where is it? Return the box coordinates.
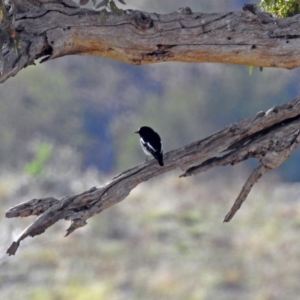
[223,164,268,223]
[223,129,300,222]
[180,116,300,177]
[5,95,300,255]
[6,197,59,218]
[1,1,300,82]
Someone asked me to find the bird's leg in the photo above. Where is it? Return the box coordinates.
[146,156,149,162]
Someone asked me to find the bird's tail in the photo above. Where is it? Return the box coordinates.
[157,154,164,167]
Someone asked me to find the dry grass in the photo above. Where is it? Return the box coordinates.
[1,167,300,300]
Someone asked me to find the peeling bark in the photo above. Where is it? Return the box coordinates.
[1,0,300,83]
[6,95,300,255]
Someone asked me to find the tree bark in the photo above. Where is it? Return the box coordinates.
[4,1,300,255]
[6,95,300,255]
[2,0,300,83]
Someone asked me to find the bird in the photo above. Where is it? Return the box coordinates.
[135,126,164,166]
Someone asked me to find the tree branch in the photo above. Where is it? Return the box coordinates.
[5,94,300,255]
[223,127,300,222]
[1,1,300,82]
[223,164,268,222]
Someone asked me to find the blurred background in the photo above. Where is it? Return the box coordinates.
[1,0,300,299]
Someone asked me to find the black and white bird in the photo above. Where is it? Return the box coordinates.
[135,126,164,166]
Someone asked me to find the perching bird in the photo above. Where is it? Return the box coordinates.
[135,126,164,166]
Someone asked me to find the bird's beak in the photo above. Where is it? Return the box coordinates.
[134,131,139,134]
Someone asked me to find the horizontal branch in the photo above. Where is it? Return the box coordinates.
[1,1,300,82]
[6,94,300,255]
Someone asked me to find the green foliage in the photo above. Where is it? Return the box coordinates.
[249,65,253,75]
[248,66,263,75]
[24,143,53,176]
[79,0,126,10]
[260,0,300,17]
[97,0,124,21]
[108,0,123,15]
[99,10,108,23]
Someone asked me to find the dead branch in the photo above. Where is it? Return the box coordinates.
[5,95,300,255]
[1,1,300,83]
[223,164,268,222]
[223,129,300,222]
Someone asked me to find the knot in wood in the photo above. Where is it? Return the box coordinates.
[242,4,258,14]
[266,106,279,115]
[255,111,266,118]
[260,149,292,169]
[178,7,193,14]
[133,12,153,30]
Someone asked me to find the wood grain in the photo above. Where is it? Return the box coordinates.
[6,95,300,255]
[1,1,300,83]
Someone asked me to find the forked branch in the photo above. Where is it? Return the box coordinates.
[6,95,300,255]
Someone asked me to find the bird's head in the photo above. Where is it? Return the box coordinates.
[135,126,152,135]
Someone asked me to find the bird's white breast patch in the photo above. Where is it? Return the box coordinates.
[140,138,151,155]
